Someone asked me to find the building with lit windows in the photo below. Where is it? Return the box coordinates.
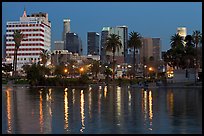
[87,32,100,55]
[100,26,128,64]
[62,19,71,46]
[177,27,187,40]
[140,37,161,63]
[65,32,82,55]
[5,9,51,69]
[177,27,187,46]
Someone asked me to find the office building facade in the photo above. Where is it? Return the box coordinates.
[54,41,64,50]
[87,32,100,55]
[65,32,82,55]
[5,9,51,69]
[62,19,71,46]
[177,27,187,46]
[140,37,161,64]
[100,26,128,64]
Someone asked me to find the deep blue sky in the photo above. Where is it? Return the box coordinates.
[2,2,202,55]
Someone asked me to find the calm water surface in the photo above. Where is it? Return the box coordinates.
[2,85,202,134]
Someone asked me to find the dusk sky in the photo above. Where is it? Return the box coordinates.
[2,2,202,55]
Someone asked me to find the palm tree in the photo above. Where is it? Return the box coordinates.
[128,31,142,77]
[105,34,122,80]
[40,49,50,66]
[67,59,77,78]
[170,34,185,69]
[90,60,100,79]
[192,30,202,68]
[170,33,184,48]
[13,30,25,77]
[184,35,195,68]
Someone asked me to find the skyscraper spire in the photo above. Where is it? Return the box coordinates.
[22,6,27,17]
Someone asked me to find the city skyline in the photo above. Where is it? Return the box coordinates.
[2,2,202,55]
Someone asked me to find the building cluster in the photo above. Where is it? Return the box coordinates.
[3,9,172,75]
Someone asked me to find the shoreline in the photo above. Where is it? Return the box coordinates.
[2,83,202,88]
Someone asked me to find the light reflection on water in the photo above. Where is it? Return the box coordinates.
[5,87,13,134]
[2,85,202,134]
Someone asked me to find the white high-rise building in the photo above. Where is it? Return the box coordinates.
[5,8,51,69]
[177,27,187,46]
[177,27,187,39]
[62,19,71,46]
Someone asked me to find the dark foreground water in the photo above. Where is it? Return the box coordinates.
[2,85,202,134]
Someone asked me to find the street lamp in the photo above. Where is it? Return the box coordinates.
[64,68,68,78]
[64,68,68,73]
[80,67,84,75]
[149,67,153,71]
[144,65,147,78]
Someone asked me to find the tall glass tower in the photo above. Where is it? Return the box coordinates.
[62,19,71,46]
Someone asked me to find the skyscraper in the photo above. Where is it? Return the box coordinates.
[87,32,100,55]
[177,27,187,46]
[62,19,71,46]
[177,27,187,40]
[100,27,110,64]
[65,32,82,55]
[100,26,128,64]
[5,8,51,69]
[140,37,161,64]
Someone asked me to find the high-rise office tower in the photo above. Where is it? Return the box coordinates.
[140,37,161,64]
[100,26,128,64]
[100,27,110,64]
[62,19,71,46]
[5,8,51,69]
[87,32,100,55]
[177,27,187,40]
[177,27,187,46]
[65,32,82,55]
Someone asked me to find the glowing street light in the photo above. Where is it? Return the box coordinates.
[64,68,68,73]
[79,67,84,76]
[149,67,153,71]
[80,67,84,72]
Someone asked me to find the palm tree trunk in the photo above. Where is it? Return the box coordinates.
[12,47,17,78]
[133,47,136,78]
[195,42,198,83]
[112,52,115,80]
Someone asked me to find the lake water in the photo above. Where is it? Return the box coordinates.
[2,85,202,134]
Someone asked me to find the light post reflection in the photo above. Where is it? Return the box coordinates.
[98,88,102,114]
[5,88,13,134]
[72,89,75,104]
[44,88,53,133]
[143,90,148,122]
[116,86,121,125]
[64,88,69,131]
[167,90,174,115]
[46,88,53,116]
[80,90,85,132]
[88,89,92,119]
[128,90,131,112]
[148,90,153,131]
[104,86,107,98]
[39,91,43,133]
[142,89,154,131]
